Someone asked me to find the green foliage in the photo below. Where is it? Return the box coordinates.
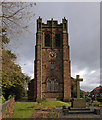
[92,102,100,107]
[0,95,6,103]
[85,96,91,102]
[35,100,71,110]
[88,103,92,106]
[37,98,47,103]
[3,85,26,100]
[1,2,32,102]
[99,104,102,107]
[80,90,84,98]
[2,28,10,45]
[8,95,13,100]
[57,97,63,101]
[97,97,102,102]
[2,34,31,100]
[41,97,46,101]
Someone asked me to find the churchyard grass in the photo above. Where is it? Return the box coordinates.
[99,104,102,107]
[12,100,71,118]
[35,100,71,110]
[13,102,38,118]
[41,100,71,108]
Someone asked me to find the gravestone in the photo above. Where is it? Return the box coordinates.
[71,75,86,108]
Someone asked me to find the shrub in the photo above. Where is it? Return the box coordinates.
[37,98,47,103]
[8,95,13,99]
[85,96,91,102]
[88,103,92,106]
[99,104,102,107]
[0,95,6,103]
[57,97,63,101]
[97,97,102,102]
[92,102,100,106]
[42,97,46,102]
[3,85,26,101]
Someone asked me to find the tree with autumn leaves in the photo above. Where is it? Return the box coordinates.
[1,2,35,100]
[2,29,31,100]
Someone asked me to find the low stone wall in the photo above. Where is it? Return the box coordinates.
[1,98,16,119]
[46,98,56,101]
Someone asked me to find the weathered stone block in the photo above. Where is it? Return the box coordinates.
[72,98,86,108]
[94,108,100,115]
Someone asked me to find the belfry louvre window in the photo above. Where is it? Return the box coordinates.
[39,22,41,30]
[45,34,51,47]
[55,34,60,47]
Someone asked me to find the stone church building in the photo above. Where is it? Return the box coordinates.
[28,17,76,101]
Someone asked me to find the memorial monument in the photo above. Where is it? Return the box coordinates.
[71,75,86,108]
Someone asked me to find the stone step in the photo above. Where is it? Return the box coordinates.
[70,107,90,111]
[68,111,94,114]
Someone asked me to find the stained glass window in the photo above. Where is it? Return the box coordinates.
[48,81,51,91]
[54,80,58,91]
[47,79,58,92]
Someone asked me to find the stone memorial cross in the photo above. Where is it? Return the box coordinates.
[74,75,83,98]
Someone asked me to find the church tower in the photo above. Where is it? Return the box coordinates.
[34,17,71,101]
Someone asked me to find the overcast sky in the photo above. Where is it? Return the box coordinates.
[9,2,100,92]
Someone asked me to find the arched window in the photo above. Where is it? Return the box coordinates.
[47,79,58,92]
[48,81,51,91]
[54,80,58,91]
[55,34,60,47]
[45,34,51,47]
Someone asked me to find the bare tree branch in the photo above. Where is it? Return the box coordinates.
[1,2,36,45]
[1,4,27,18]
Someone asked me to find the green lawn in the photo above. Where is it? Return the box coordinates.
[13,102,37,119]
[12,100,71,119]
[41,100,71,108]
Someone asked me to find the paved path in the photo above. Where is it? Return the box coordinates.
[59,113,101,119]
[26,104,102,120]
[28,110,50,120]
[28,109,101,120]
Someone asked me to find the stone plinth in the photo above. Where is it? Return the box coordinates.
[72,98,86,108]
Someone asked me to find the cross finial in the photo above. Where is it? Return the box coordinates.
[76,75,79,79]
[74,75,83,98]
